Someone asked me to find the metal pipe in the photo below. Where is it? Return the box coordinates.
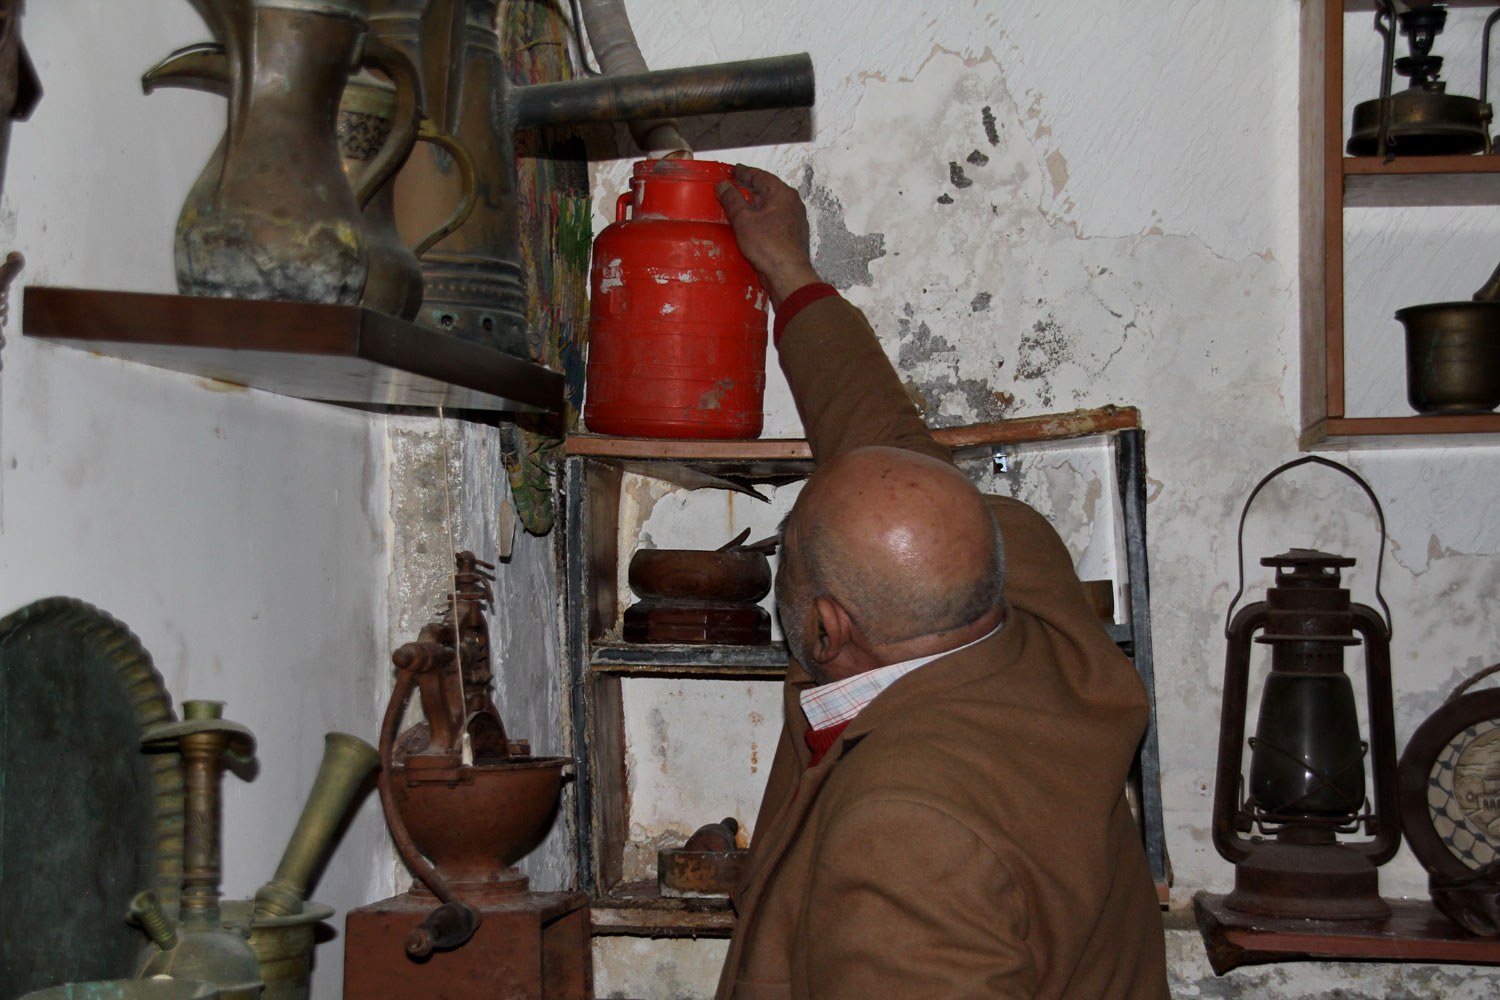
[576,0,690,157]
[511,52,814,130]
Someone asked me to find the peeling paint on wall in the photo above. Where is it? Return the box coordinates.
[799,165,886,290]
[587,3,1500,996]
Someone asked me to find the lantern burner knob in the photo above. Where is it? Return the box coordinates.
[1260,548,1355,586]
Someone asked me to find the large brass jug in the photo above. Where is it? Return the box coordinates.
[161,0,421,305]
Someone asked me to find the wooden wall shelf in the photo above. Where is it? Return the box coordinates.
[1195,892,1500,975]
[21,286,564,413]
[563,409,1169,934]
[1300,3,1500,447]
[589,881,734,938]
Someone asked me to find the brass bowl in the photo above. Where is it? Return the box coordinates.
[1396,301,1500,415]
[629,547,772,602]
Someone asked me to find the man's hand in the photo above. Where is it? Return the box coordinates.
[715,164,824,307]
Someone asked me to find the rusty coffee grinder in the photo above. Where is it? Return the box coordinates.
[344,552,588,999]
[1207,457,1401,921]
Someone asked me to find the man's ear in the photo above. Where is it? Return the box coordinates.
[811,595,855,667]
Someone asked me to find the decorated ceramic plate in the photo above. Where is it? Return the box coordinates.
[1399,683,1500,880]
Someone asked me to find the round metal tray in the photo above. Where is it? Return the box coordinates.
[0,598,183,998]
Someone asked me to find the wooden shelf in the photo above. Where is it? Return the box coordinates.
[1344,155,1500,207]
[21,286,564,413]
[1300,3,1500,447]
[1302,413,1500,448]
[589,880,734,938]
[591,642,787,678]
[567,405,1139,465]
[1195,892,1500,975]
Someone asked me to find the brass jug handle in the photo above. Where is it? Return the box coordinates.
[409,122,477,258]
[351,37,421,208]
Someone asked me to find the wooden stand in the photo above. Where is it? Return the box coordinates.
[344,890,592,999]
[1194,891,1500,975]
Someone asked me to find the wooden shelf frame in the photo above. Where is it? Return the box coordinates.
[1300,2,1500,448]
[562,407,1168,932]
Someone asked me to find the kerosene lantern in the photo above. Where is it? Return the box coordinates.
[1211,457,1401,920]
[1348,1,1496,157]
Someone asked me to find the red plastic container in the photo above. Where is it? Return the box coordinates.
[584,159,769,439]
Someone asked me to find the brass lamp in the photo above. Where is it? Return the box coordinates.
[1211,457,1401,920]
[1347,1,1496,158]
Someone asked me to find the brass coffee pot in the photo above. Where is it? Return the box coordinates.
[148,0,437,305]
[143,40,473,319]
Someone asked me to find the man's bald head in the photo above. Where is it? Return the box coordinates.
[781,447,1004,651]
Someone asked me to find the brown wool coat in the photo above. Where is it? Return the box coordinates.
[715,296,1169,1000]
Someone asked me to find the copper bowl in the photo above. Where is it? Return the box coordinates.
[629,547,772,602]
[390,756,568,899]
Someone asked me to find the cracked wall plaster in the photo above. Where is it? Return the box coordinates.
[588,2,1500,996]
[385,416,572,889]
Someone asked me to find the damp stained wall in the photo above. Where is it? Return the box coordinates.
[0,4,576,998]
[588,1,1500,997]
[0,5,394,999]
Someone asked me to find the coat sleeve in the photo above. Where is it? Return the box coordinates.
[777,296,952,467]
[795,796,1037,1000]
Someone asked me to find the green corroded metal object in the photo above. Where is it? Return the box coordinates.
[19,980,219,1000]
[0,598,184,1000]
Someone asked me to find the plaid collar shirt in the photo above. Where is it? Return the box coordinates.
[799,621,1003,731]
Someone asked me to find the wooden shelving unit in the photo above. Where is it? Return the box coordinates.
[1195,893,1500,974]
[21,287,565,413]
[1300,1,1500,448]
[563,406,1169,934]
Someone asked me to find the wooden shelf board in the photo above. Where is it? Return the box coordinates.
[590,880,734,938]
[1344,156,1500,207]
[22,286,564,413]
[1344,0,1491,9]
[1195,892,1500,975]
[1301,413,1500,448]
[568,405,1140,463]
[591,642,788,678]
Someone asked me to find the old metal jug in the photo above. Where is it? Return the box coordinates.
[143,37,464,317]
[336,72,475,318]
[373,0,531,352]
[154,0,418,305]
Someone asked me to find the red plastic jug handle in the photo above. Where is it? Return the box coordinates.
[616,191,633,222]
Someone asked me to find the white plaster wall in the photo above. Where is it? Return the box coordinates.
[0,5,392,998]
[586,1,1500,996]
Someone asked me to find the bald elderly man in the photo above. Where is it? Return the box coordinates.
[710,165,1168,1000]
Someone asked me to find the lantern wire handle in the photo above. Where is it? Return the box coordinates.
[1447,662,1500,705]
[1224,455,1391,640]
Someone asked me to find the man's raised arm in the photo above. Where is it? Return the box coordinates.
[716,165,951,467]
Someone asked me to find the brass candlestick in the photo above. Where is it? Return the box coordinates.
[136,701,263,1000]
